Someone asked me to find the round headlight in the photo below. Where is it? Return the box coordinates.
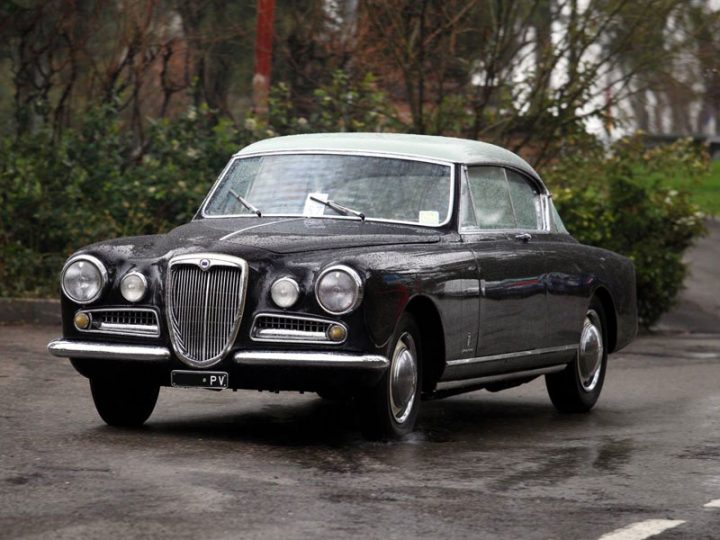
[61,255,107,304]
[315,265,363,315]
[120,271,147,303]
[271,277,300,308]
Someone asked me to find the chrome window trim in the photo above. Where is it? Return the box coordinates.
[74,307,161,337]
[458,164,551,235]
[60,254,108,305]
[197,150,456,229]
[119,271,148,303]
[314,264,364,316]
[446,344,578,367]
[250,312,347,345]
[165,252,249,368]
[540,193,551,231]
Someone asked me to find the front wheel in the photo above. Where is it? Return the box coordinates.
[357,314,422,440]
[546,298,607,413]
[90,377,159,427]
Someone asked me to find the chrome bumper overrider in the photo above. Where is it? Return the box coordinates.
[47,339,170,362]
[234,351,389,370]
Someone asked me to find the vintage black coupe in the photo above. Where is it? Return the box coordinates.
[48,133,637,439]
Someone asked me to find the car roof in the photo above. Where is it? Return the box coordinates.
[236,133,541,182]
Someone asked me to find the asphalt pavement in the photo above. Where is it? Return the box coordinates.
[1,222,719,539]
[2,328,720,539]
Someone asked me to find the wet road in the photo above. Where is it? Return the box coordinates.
[2,326,720,539]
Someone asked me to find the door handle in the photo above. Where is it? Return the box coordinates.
[515,232,532,242]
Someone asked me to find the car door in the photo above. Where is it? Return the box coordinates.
[542,197,595,349]
[460,166,547,363]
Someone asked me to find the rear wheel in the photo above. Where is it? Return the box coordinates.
[90,377,159,427]
[546,298,607,413]
[358,314,422,440]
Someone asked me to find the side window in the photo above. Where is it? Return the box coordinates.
[463,167,542,230]
[506,169,541,230]
[466,167,515,229]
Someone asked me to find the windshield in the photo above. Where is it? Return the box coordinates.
[202,153,453,226]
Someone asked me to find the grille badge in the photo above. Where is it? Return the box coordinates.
[199,258,211,270]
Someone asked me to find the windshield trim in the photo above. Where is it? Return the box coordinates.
[197,150,456,229]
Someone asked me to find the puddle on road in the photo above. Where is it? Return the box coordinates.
[593,438,634,472]
[684,352,720,359]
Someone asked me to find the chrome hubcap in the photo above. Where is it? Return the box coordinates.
[577,309,604,392]
[389,332,418,424]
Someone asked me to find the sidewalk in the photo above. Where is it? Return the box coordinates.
[0,298,60,325]
[652,219,720,335]
[621,333,720,363]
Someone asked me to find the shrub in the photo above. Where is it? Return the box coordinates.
[0,86,708,330]
[0,74,392,297]
[0,104,254,297]
[266,70,393,135]
[545,135,708,328]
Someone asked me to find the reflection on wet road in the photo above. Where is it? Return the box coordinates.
[2,326,720,539]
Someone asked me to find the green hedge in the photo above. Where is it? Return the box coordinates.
[0,104,251,297]
[545,136,707,327]
[0,88,709,328]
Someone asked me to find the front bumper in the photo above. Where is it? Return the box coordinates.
[48,339,170,362]
[234,351,388,370]
[47,339,388,370]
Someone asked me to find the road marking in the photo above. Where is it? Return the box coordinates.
[704,499,720,508]
[598,519,686,540]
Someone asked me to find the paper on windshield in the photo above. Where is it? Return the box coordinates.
[419,211,440,225]
[304,192,328,217]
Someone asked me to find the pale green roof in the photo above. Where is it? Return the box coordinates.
[237,133,541,181]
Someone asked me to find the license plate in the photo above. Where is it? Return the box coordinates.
[171,370,229,389]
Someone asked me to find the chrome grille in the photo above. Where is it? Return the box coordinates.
[251,313,345,344]
[167,254,248,367]
[78,308,159,337]
[257,316,328,333]
[99,310,156,327]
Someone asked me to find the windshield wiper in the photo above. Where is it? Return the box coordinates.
[309,196,365,221]
[229,189,262,217]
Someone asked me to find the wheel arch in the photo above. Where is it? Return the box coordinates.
[592,286,618,353]
[403,295,446,393]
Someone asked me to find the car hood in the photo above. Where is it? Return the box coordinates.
[170,217,442,254]
[81,218,443,263]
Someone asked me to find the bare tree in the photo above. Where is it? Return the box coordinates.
[351,0,706,164]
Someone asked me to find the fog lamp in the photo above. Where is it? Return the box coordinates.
[327,324,347,342]
[74,311,91,330]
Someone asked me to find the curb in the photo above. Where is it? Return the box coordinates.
[0,298,61,325]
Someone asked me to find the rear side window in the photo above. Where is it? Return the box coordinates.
[506,170,540,229]
[549,199,569,233]
[463,167,541,230]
